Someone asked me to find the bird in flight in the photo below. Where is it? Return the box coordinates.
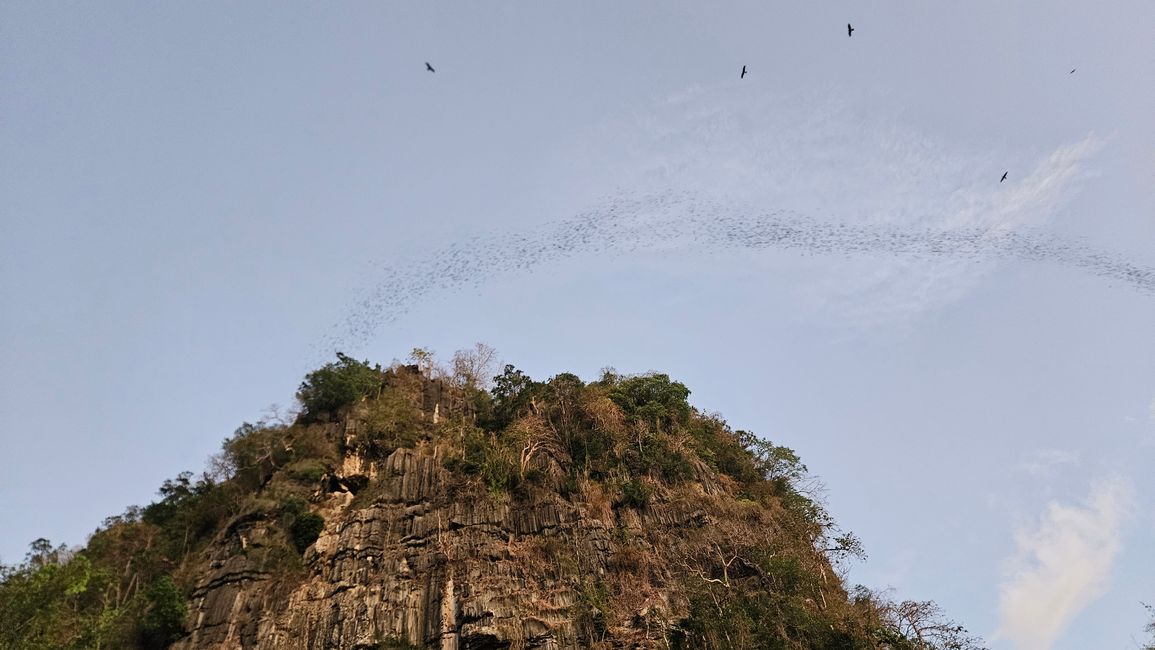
[425,62,435,73]
[1069,68,1077,74]
[848,23,854,37]
[1000,171,1009,183]
[740,65,747,79]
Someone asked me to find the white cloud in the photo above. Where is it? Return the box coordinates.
[995,476,1132,650]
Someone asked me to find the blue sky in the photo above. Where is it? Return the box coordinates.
[2,3,1153,648]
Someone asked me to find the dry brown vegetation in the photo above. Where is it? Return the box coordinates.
[0,347,985,649]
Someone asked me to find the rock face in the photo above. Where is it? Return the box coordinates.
[175,429,723,649]
[0,360,971,650]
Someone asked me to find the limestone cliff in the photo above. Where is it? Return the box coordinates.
[172,365,853,649]
[0,356,985,650]
[179,441,710,649]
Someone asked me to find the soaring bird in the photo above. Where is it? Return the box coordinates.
[425,62,435,73]
[1069,68,1077,74]
[740,65,747,79]
[847,23,854,37]
[1000,171,1008,183]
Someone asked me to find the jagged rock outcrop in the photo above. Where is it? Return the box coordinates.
[163,365,836,650]
[0,357,986,650]
[175,432,735,650]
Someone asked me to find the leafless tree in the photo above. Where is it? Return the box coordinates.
[1141,602,1155,650]
[258,402,299,427]
[451,342,499,388]
[408,347,438,378]
[866,590,987,649]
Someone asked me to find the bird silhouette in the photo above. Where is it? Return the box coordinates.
[848,23,854,37]
[425,62,435,73]
[1000,171,1008,183]
[1069,68,1076,74]
[740,65,747,79]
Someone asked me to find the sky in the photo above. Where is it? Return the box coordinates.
[2,2,1153,648]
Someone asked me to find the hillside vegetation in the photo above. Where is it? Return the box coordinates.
[1,346,986,649]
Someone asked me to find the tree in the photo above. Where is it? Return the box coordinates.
[607,373,692,432]
[858,589,986,650]
[1142,602,1155,650]
[0,542,103,649]
[139,575,186,649]
[296,353,383,421]
[737,432,808,487]
[489,364,544,429]
[408,347,437,378]
[220,422,296,489]
[451,342,499,389]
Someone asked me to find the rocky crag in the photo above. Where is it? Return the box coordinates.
[1,353,984,650]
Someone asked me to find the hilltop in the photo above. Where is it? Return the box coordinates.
[0,347,983,649]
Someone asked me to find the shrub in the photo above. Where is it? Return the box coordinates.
[691,421,761,484]
[141,472,232,558]
[289,513,325,553]
[618,479,652,509]
[606,373,691,431]
[280,496,308,517]
[358,382,422,457]
[644,436,696,482]
[453,428,522,495]
[297,353,383,421]
[286,459,326,483]
[140,575,186,649]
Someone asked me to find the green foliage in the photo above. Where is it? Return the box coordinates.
[742,434,808,488]
[141,471,232,558]
[358,376,423,457]
[488,364,544,429]
[646,436,696,482]
[691,421,761,484]
[618,479,652,509]
[606,373,691,432]
[220,418,339,491]
[280,496,308,517]
[454,427,521,495]
[297,353,383,421]
[574,577,610,640]
[139,575,186,649]
[289,513,325,553]
[141,472,204,527]
[566,425,616,478]
[286,459,326,483]
[671,552,871,650]
[0,546,99,649]
[221,423,295,490]
[0,350,979,650]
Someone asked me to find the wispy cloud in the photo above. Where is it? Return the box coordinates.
[563,85,1102,328]
[1016,448,1081,479]
[327,86,1148,352]
[808,134,1100,328]
[995,476,1132,650]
